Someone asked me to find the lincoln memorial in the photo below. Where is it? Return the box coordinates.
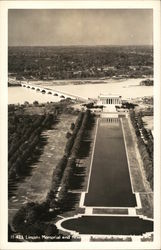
[97,94,122,106]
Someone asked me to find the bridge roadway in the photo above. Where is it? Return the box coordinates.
[21,82,87,102]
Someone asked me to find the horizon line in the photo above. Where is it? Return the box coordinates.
[8,44,153,47]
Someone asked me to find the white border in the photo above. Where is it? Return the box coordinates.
[0,1,160,249]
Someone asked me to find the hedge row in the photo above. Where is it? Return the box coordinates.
[71,110,90,158]
[137,137,153,188]
[130,110,153,159]
[46,155,68,206]
[130,110,153,189]
[46,111,85,207]
[64,112,84,156]
[57,110,91,211]
[47,110,92,210]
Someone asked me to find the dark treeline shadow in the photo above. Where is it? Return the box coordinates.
[8,134,48,198]
[8,111,60,199]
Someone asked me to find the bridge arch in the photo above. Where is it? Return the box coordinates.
[21,83,86,101]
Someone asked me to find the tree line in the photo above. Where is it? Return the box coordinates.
[11,110,94,240]
[8,111,57,179]
[46,110,92,211]
[8,46,153,80]
[130,110,153,189]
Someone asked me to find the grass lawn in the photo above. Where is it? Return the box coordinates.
[142,116,153,131]
[93,208,128,214]
[122,117,153,218]
[136,193,153,219]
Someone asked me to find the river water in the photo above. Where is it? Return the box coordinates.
[8,78,153,104]
[50,78,153,100]
[8,87,60,104]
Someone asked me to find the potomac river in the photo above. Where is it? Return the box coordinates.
[8,78,153,104]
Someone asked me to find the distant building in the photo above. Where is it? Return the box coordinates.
[97,94,122,113]
[103,66,116,71]
[97,94,122,106]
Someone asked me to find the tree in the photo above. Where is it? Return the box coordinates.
[12,202,48,235]
[45,223,59,236]
[24,101,29,106]
[70,123,75,131]
[8,224,15,242]
[33,100,39,106]
[66,132,72,139]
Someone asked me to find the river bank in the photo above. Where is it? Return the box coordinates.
[8,78,153,105]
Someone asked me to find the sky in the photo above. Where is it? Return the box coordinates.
[8,9,153,46]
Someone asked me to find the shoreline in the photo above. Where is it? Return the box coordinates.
[8,76,153,87]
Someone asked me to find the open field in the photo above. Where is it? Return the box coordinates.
[136,193,153,219]
[142,116,153,131]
